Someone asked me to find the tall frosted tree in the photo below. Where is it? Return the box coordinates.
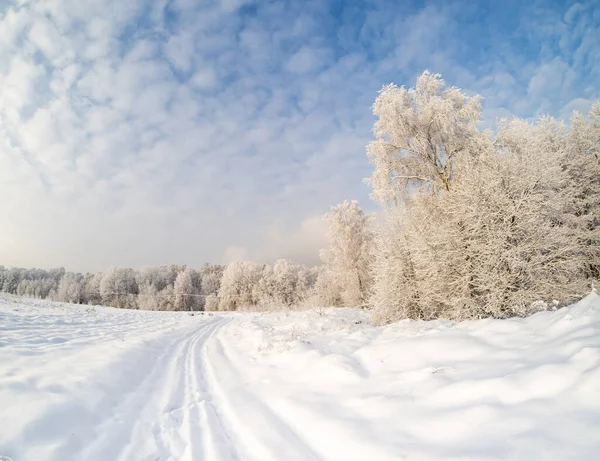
[318,200,373,307]
[174,267,195,311]
[366,71,486,205]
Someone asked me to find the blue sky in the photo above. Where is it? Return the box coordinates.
[0,0,598,271]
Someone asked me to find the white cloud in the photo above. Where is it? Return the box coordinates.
[189,67,217,89]
[564,2,585,24]
[1,56,45,114]
[219,0,249,14]
[28,17,63,61]
[527,58,569,98]
[286,46,330,75]
[559,97,594,120]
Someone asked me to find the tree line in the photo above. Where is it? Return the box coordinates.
[0,262,318,311]
[2,72,598,322]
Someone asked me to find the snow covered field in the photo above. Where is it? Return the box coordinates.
[1,293,600,460]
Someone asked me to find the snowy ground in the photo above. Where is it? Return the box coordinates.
[1,293,600,460]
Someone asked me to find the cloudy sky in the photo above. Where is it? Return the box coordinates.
[0,0,598,272]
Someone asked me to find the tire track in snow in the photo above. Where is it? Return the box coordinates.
[115,320,224,461]
[151,324,209,460]
[27,312,324,461]
[73,316,239,461]
[184,319,241,461]
[78,325,203,461]
[43,322,202,461]
[203,334,324,461]
[179,319,236,461]
[69,319,218,461]
[194,321,242,461]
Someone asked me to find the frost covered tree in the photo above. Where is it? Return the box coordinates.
[56,272,84,304]
[253,264,277,306]
[83,272,103,305]
[318,200,373,307]
[563,103,600,280]
[271,259,308,306]
[366,71,486,205]
[201,270,222,297]
[136,266,177,292]
[314,266,343,307]
[200,264,224,295]
[2,267,23,294]
[100,266,138,308]
[135,265,177,310]
[204,294,219,311]
[253,259,309,308]
[16,279,35,298]
[174,267,195,311]
[49,267,66,288]
[369,80,592,323]
[372,148,585,323]
[137,284,161,310]
[17,277,56,299]
[197,264,225,311]
[217,261,261,311]
[1,267,71,300]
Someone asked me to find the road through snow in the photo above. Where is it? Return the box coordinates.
[76,318,235,461]
[0,298,256,461]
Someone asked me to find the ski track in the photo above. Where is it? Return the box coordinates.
[1,299,329,461]
[73,318,241,461]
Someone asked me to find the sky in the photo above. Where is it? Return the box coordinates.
[0,0,599,272]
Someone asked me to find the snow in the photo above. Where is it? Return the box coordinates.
[0,296,228,460]
[2,293,600,460]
